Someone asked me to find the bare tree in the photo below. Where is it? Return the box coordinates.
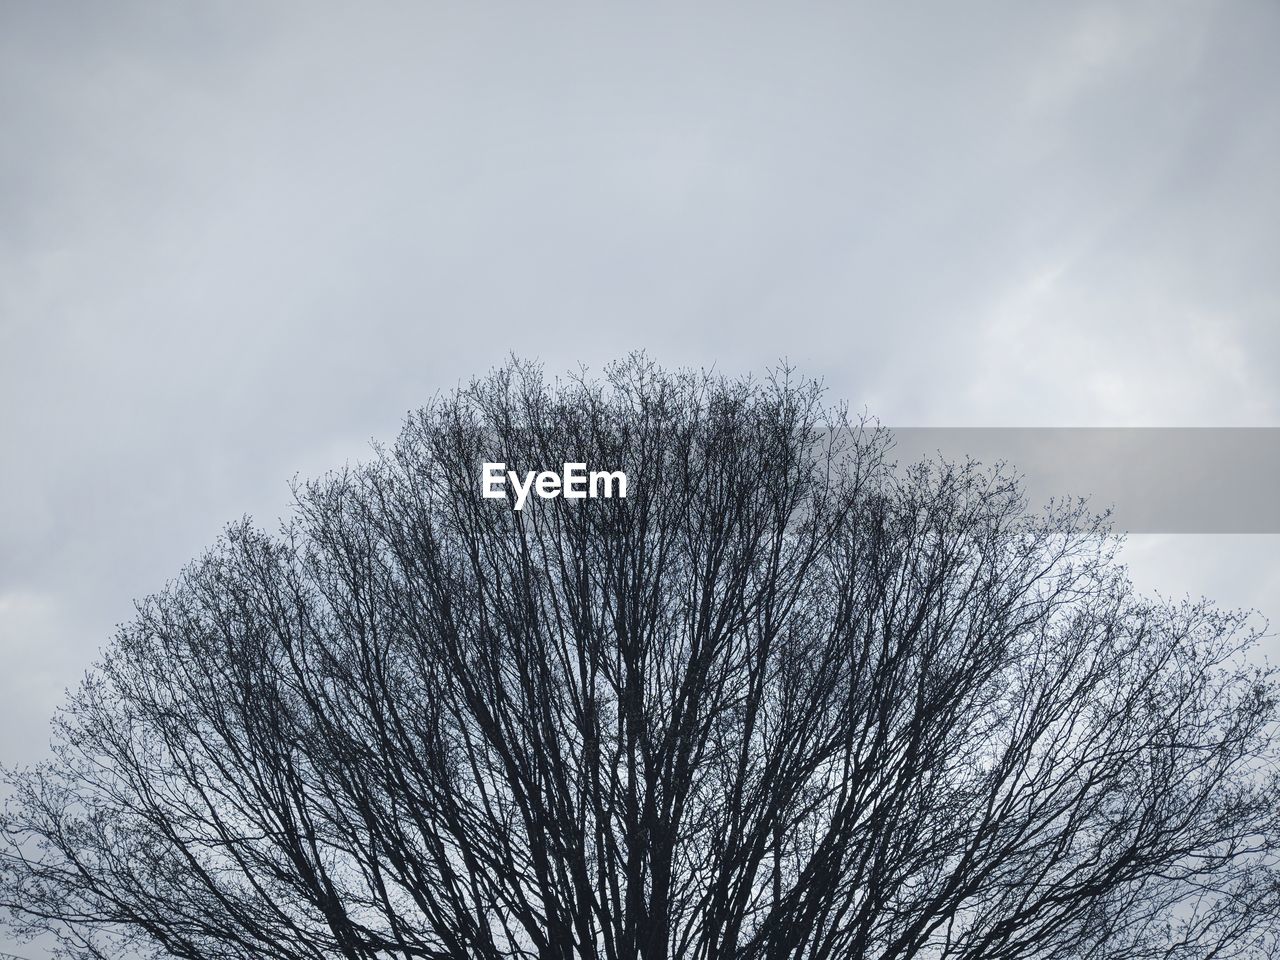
[3,356,1279,960]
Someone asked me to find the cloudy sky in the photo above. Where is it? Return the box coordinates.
[1,1,1278,900]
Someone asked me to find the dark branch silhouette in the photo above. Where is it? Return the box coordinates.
[4,357,1279,959]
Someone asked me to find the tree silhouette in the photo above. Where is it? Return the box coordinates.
[3,357,1279,960]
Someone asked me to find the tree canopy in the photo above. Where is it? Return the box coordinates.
[4,357,1279,960]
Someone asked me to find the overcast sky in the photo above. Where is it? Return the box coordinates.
[2,7,1279,950]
